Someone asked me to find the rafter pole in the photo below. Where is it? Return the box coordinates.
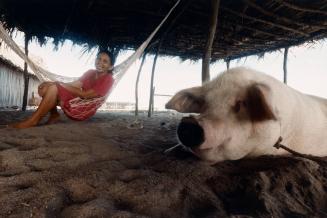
[273,0,327,16]
[222,7,310,37]
[243,0,325,29]
[202,0,220,83]
[22,33,30,111]
[283,47,289,84]
[236,24,288,39]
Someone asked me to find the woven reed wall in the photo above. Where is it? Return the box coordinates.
[0,62,40,108]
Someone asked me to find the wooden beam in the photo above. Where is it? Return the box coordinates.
[202,0,220,83]
[283,47,289,84]
[135,52,147,117]
[22,33,30,111]
[234,23,289,39]
[222,7,310,37]
[179,20,290,40]
[273,0,327,16]
[243,0,326,30]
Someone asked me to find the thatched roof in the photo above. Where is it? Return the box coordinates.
[0,0,326,61]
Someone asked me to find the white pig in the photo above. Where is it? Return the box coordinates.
[166,67,327,164]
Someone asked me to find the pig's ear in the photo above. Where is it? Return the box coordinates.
[245,83,276,122]
[165,86,205,113]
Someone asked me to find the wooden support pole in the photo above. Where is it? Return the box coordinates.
[202,0,220,84]
[22,34,30,111]
[151,86,155,113]
[135,52,147,117]
[283,47,289,84]
[226,59,230,70]
[146,0,192,117]
[148,44,160,118]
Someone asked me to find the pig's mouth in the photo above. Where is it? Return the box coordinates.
[192,137,231,154]
[194,147,212,152]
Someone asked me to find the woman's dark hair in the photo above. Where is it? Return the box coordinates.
[97,50,115,65]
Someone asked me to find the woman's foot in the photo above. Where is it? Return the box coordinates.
[9,118,38,129]
[46,112,61,125]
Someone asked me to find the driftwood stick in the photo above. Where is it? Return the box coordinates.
[274,137,327,166]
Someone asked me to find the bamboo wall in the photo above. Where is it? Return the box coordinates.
[0,62,40,108]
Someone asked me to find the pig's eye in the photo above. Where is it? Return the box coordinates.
[233,100,242,113]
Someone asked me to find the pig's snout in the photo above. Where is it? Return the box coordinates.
[177,116,204,148]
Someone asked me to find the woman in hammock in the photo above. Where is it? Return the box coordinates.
[10,50,115,129]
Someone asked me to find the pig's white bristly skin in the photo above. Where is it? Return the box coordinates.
[167,67,327,163]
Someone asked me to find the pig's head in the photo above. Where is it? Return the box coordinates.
[166,68,281,163]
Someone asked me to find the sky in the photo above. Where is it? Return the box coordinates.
[3,31,327,110]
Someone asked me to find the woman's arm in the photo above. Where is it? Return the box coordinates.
[39,80,82,90]
[57,82,98,99]
[65,80,83,89]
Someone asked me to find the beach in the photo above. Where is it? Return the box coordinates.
[0,110,327,217]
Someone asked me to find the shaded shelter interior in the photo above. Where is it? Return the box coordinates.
[0,0,326,61]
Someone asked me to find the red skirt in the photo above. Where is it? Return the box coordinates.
[56,84,102,121]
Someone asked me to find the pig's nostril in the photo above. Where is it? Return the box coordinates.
[177,118,204,148]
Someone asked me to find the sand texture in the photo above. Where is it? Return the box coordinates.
[0,111,327,218]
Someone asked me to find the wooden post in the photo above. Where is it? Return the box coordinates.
[22,33,30,111]
[146,1,192,117]
[135,52,147,117]
[226,59,230,70]
[202,0,220,83]
[283,47,289,84]
[151,86,155,114]
[148,44,160,118]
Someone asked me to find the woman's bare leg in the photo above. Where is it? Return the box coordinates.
[38,83,61,125]
[11,84,59,128]
[46,106,61,124]
[40,84,61,124]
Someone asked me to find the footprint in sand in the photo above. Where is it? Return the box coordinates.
[0,141,13,151]
[0,137,49,150]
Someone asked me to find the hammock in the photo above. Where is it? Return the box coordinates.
[0,0,180,116]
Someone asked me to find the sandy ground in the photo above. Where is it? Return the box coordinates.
[0,110,327,218]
